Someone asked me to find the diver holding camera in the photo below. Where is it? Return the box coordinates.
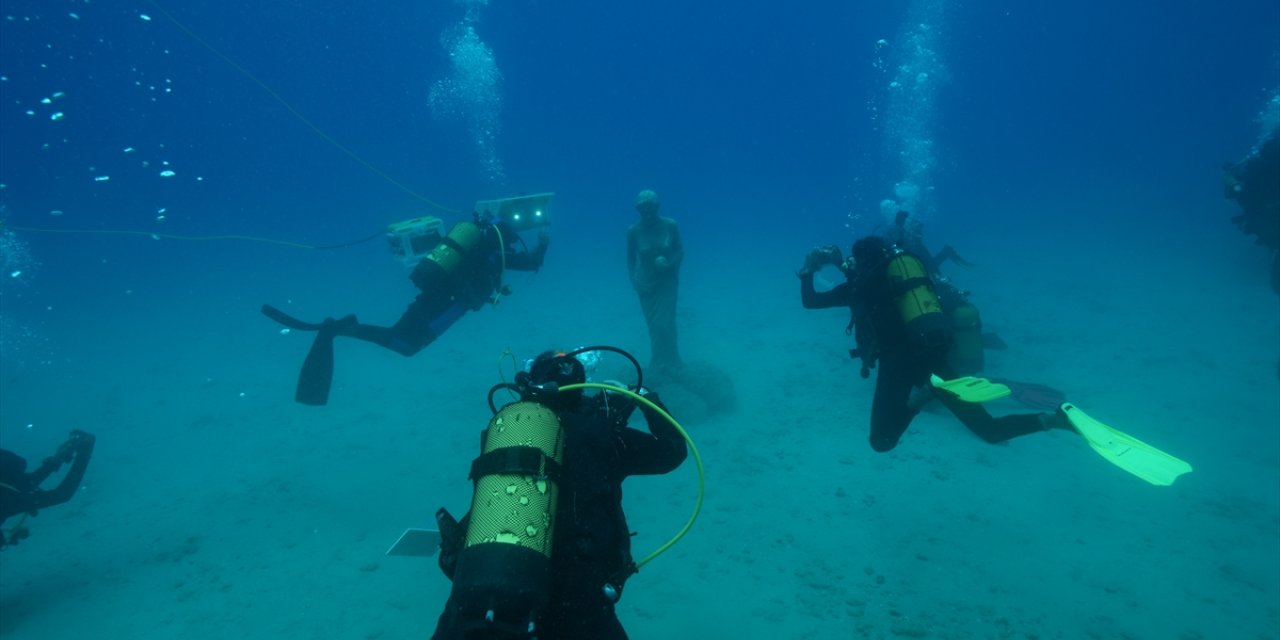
[263,194,553,405]
[428,346,690,640]
[1,430,96,549]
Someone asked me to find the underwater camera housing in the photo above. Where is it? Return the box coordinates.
[387,215,444,266]
[474,192,554,233]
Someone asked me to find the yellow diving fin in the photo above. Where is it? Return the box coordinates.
[929,374,1012,403]
[1059,403,1193,486]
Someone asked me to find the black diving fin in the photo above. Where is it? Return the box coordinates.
[296,331,335,406]
[261,304,336,406]
[261,304,324,331]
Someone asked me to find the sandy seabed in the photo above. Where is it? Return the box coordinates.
[1,218,1277,640]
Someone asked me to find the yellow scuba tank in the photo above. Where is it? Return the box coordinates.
[425,220,485,276]
[450,400,566,635]
[947,302,985,375]
[883,251,949,351]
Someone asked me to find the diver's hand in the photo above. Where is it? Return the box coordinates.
[634,387,664,410]
[69,430,95,451]
[799,245,842,275]
[531,231,551,264]
[56,430,95,462]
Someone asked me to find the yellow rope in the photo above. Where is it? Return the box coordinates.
[4,224,325,250]
[144,0,459,214]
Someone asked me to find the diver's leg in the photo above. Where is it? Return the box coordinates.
[938,394,1051,444]
[337,295,461,357]
[540,591,628,640]
[868,356,919,452]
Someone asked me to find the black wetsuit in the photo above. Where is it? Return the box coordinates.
[431,395,687,640]
[1225,135,1280,376]
[0,432,95,548]
[800,259,1047,452]
[1226,135,1280,295]
[342,221,549,356]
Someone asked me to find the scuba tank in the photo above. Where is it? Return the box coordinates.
[426,220,485,276]
[447,400,566,638]
[411,217,514,308]
[881,247,950,356]
[410,220,486,291]
[441,350,588,638]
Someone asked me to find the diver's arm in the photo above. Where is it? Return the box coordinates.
[618,394,687,476]
[932,245,974,269]
[800,273,851,309]
[28,432,94,512]
[504,232,550,271]
[25,456,62,487]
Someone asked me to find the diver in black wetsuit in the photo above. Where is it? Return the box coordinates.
[430,350,687,640]
[877,209,1001,373]
[263,214,550,405]
[798,237,1066,452]
[1223,134,1280,377]
[1,430,96,548]
[1224,135,1280,292]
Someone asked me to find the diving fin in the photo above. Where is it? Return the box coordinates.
[262,304,324,331]
[1059,403,1192,486]
[262,305,349,405]
[991,378,1068,411]
[930,374,1012,403]
[296,330,336,406]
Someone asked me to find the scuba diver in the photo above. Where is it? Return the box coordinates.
[430,347,688,640]
[796,237,1193,486]
[879,209,1001,374]
[1223,133,1280,375]
[807,209,1014,375]
[627,190,685,374]
[856,209,1065,401]
[798,236,1059,452]
[263,212,550,405]
[1,430,96,549]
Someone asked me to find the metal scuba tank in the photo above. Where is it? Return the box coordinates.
[450,400,566,637]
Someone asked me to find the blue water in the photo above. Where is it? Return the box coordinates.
[1,1,1277,638]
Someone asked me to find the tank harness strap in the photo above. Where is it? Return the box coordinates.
[468,447,564,483]
[886,276,934,296]
[441,235,468,255]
